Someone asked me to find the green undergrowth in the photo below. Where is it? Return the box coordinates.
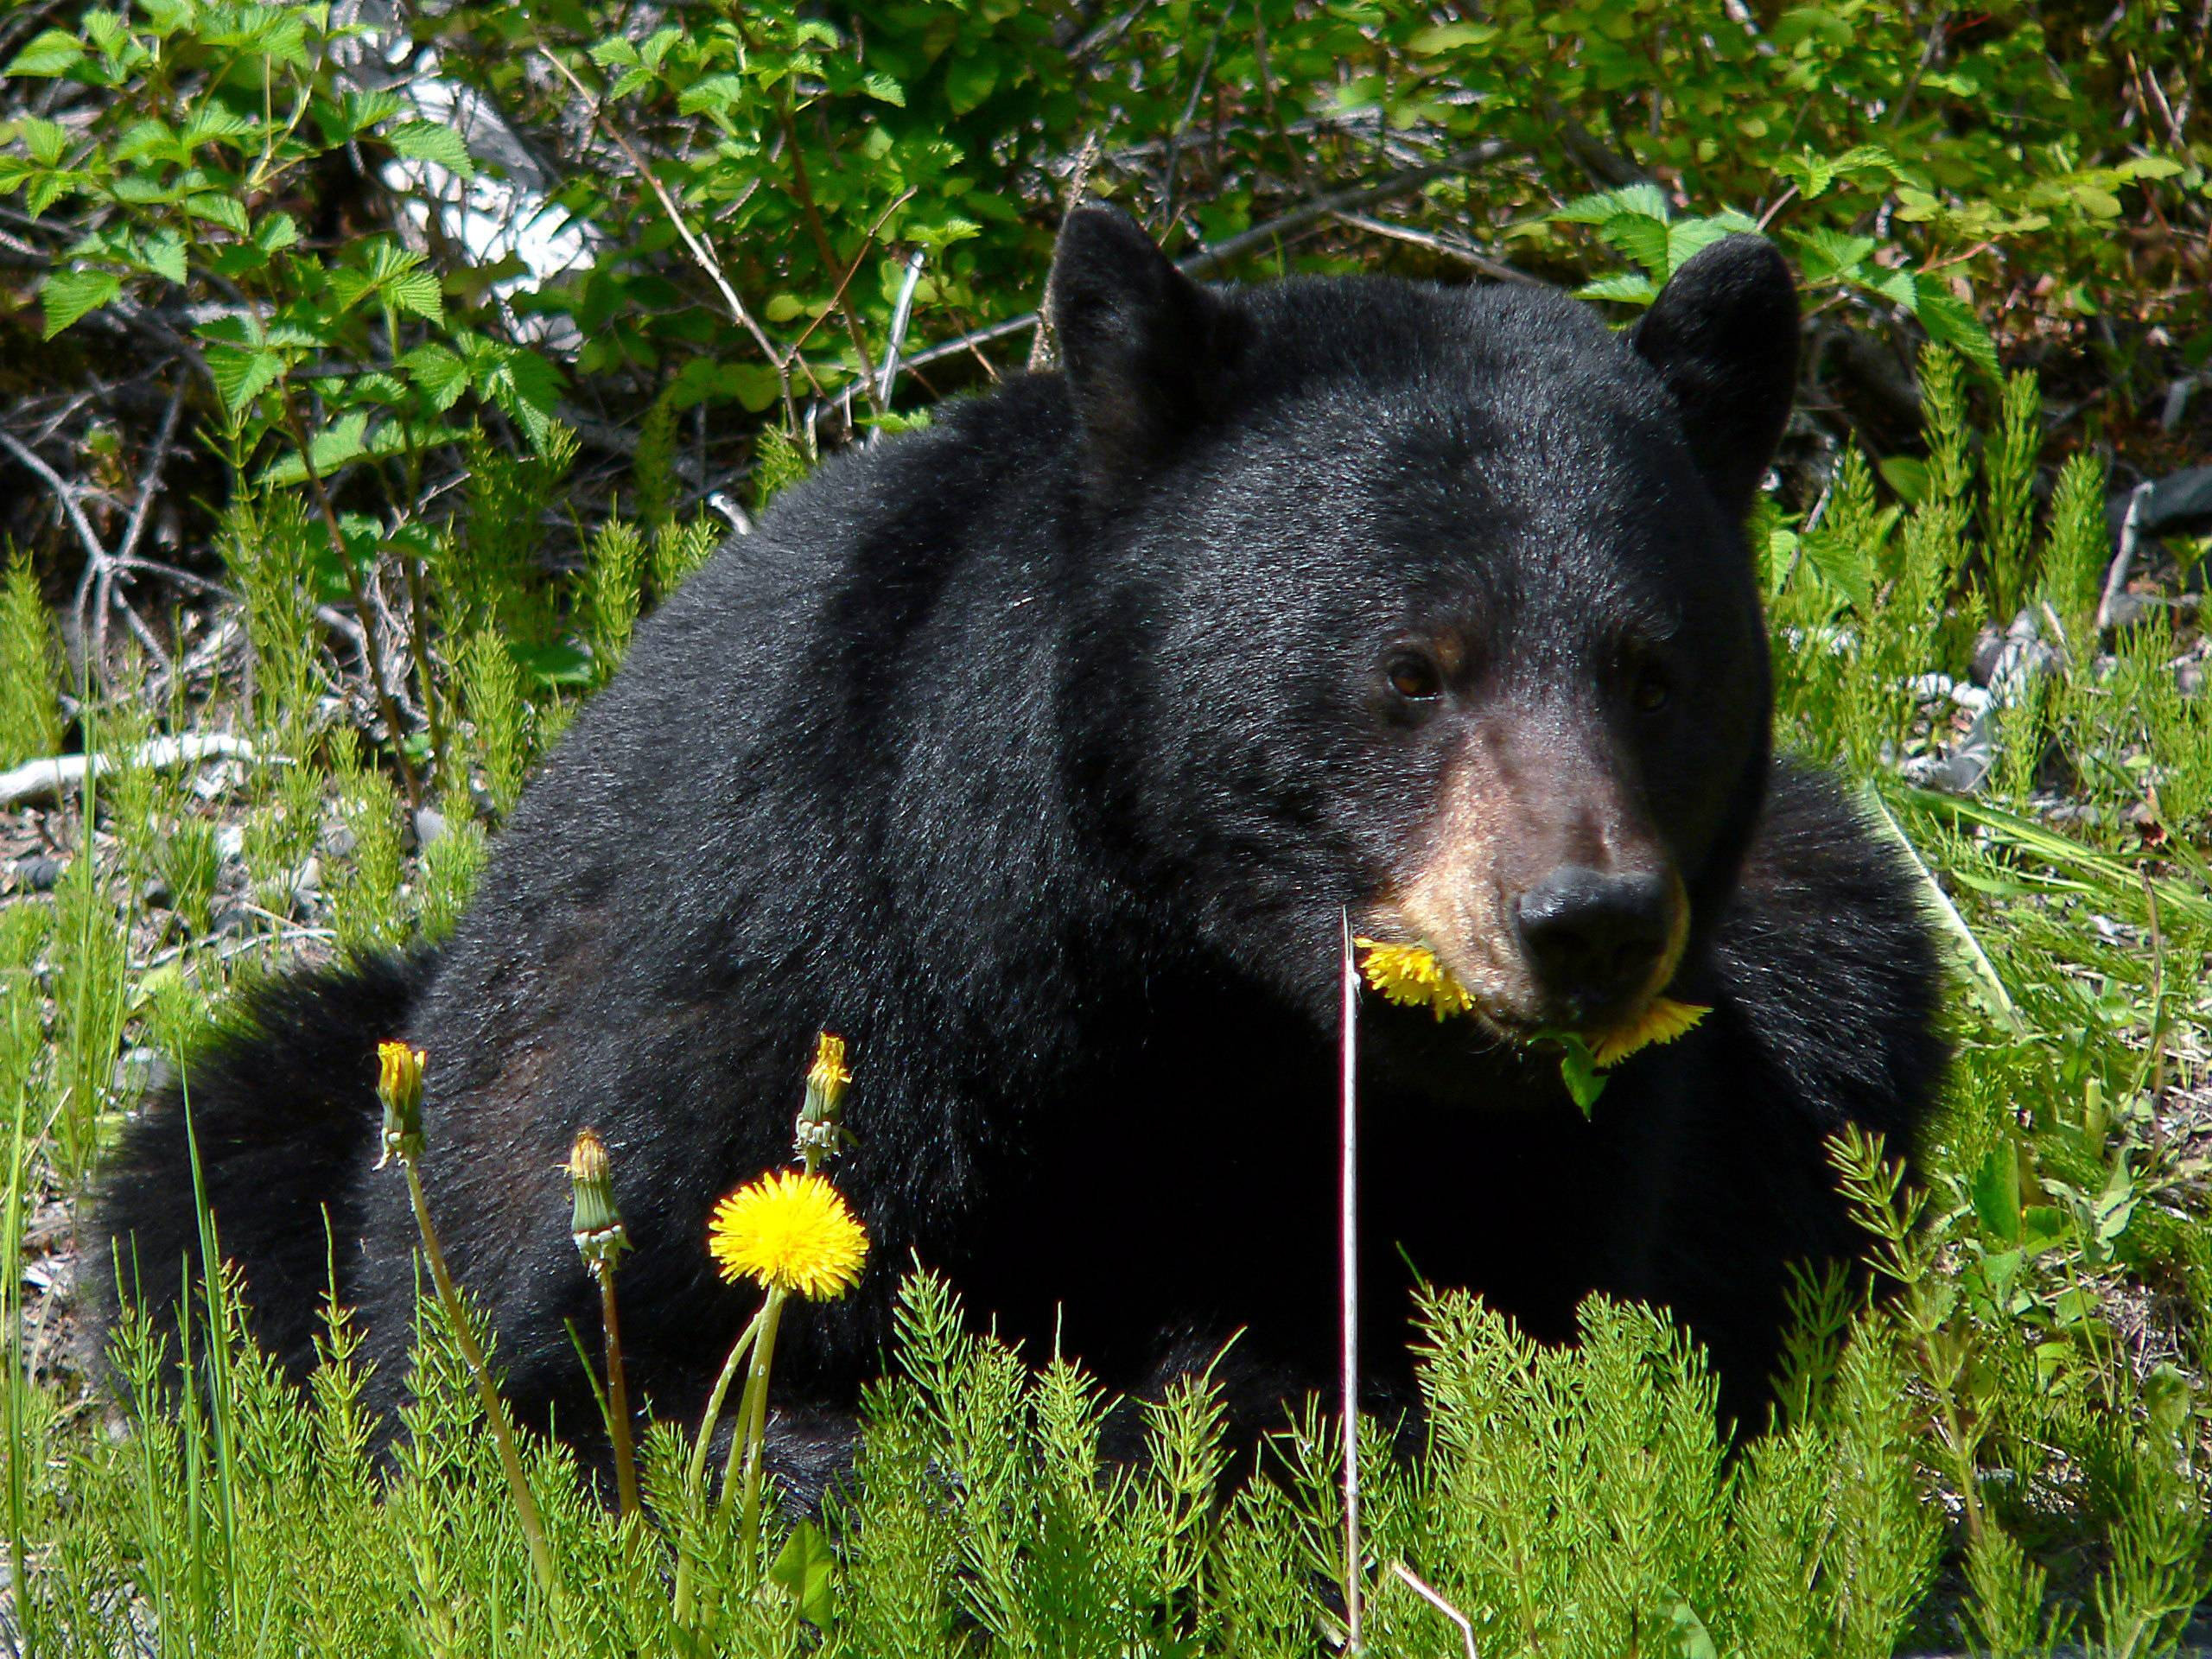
[0,347,2209,1652]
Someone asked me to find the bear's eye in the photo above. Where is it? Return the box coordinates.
[1631,664,1671,713]
[1385,650,1443,703]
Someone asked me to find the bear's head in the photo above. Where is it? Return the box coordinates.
[1052,204,1796,1052]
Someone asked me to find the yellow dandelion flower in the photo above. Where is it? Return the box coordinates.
[1589,997,1710,1069]
[1354,938,1477,1021]
[708,1169,869,1301]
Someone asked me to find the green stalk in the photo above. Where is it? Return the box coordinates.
[3,1030,36,1656]
[671,1301,768,1628]
[724,1287,787,1576]
[596,1264,639,1522]
[398,1159,558,1599]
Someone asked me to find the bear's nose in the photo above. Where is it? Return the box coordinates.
[1514,867,1671,1016]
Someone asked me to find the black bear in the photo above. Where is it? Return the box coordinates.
[100,206,1943,1455]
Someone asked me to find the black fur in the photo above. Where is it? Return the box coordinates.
[99,209,1943,1451]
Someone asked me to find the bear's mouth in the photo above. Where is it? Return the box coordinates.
[1351,902,1689,1051]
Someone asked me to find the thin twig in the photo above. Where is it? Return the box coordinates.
[281,396,422,805]
[536,47,795,422]
[1179,139,1516,276]
[117,385,184,570]
[781,104,886,418]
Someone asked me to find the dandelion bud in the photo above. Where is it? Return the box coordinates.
[564,1126,630,1270]
[796,1031,853,1161]
[374,1040,426,1167]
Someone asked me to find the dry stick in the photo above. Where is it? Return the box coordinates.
[875,249,929,410]
[897,139,1519,376]
[536,48,800,425]
[281,397,422,805]
[1338,908,1363,1653]
[1328,211,1545,286]
[399,1158,559,1599]
[1389,1561,1480,1659]
[0,424,112,613]
[399,553,448,794]
[2096,480,2153,636]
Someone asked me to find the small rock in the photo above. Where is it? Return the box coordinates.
[12,854,63,892]
[2180,660,2204,697]
[412,805,446,848]
[113,1046,174,1097]
[215,824,245,862]
[212,904,254,939]
[296,855,321,893]
[143,875,173,909]
[323,822,359,860]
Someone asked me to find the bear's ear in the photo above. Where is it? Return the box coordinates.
[1048,202,1248,480]
[1629,235,1800,518]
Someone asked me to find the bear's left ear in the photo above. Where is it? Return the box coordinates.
[1048,202,1249,480]
[1630,235,1800,518]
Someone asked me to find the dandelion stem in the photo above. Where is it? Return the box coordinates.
[673,1301,769,1628]
[728,1287,788,1578]
[596,1264,639,1521]
[400,1160,557,1599]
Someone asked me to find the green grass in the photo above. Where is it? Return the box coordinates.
[0,349,2208,1653]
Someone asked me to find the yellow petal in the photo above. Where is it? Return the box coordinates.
[1590,997,1710,1068]
[1354,938,1477,1022]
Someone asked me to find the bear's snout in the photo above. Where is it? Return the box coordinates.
[1513,865,1678,1028]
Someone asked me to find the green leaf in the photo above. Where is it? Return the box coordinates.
[386,267,443,324]
[1573,271,1659,307]
[1792,227,1876,282]
[1598,213,1673,279]
[40,267,119,338]
[1968,1143,2021,1245]
[400,343,468,410]
[769,1521,837,1629]
[138,232,188,285]
[1408,22,1496,52]
[1915,281,1999,377]
[509,639,594,688]
[5,30,86,76]
[1801,528,1873,611]
[1557,1039,1606,1116]
[179,103,254,150]
[1664,215,1751,275]
[388,120,476,180]
[207,342,284,412]
[860,71,905,105]
[677,73,748,115]
[184,192,251,236]
[944,51,998,115]
[1554,182,1672,226]
[18,117,68,165]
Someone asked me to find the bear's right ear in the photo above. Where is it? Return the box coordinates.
[1630,235,1800,519]
[1048,202,1248,480]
